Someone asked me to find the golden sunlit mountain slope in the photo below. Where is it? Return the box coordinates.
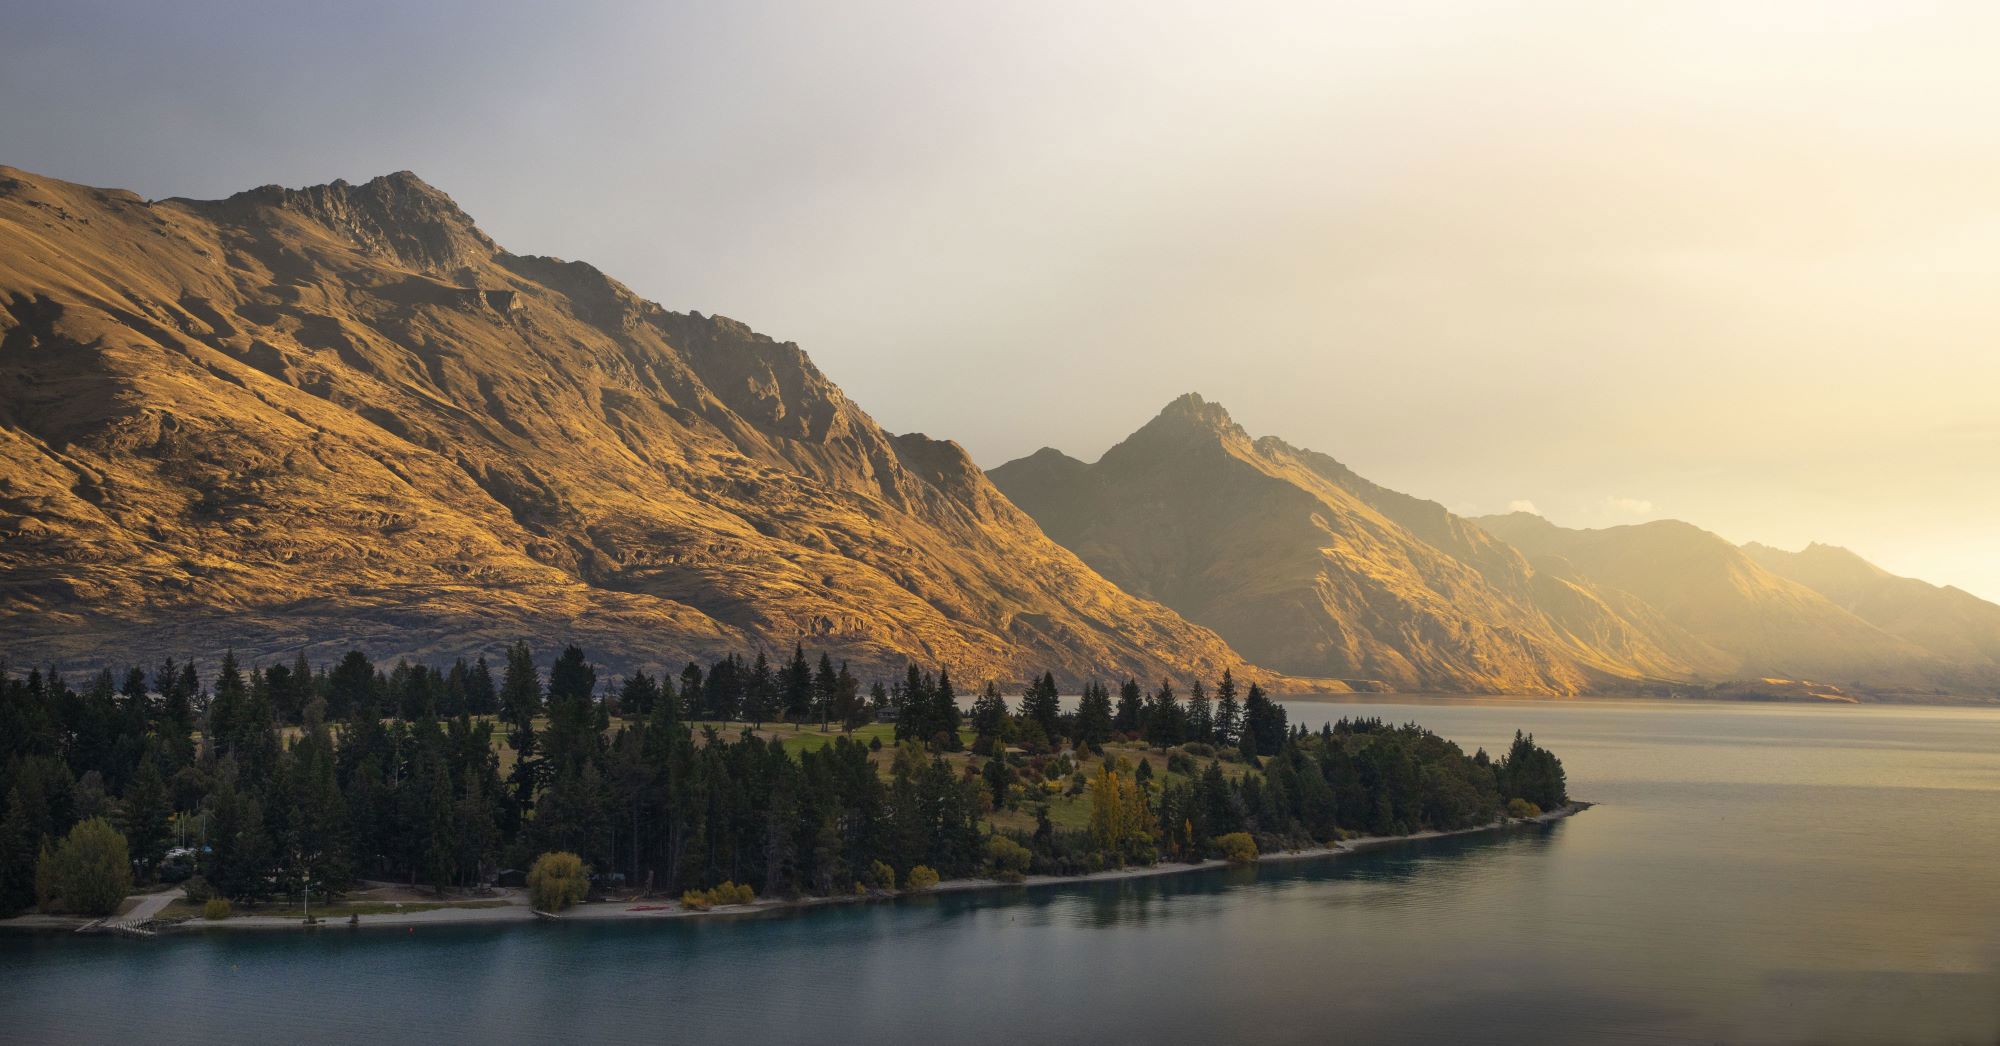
[989,394,1705,694]
[0,165,1256,684]
[1475,513,1963,690]
[1743,542,2000,669]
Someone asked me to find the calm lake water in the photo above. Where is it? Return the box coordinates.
[6,697,1999,1045]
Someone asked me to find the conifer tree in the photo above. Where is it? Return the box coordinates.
[743,651,776,728]
[290,650,313,724]
[543,645,601,777]
[783,646,813,726]
[814,653,839,731]
[931,669,962,750]
[1213,669,1240,749]
[465,655,498,716]
[705,654,744,725]
[209,650,247,762]
[120,752,171,877]
[1187,679,1213,745]
[679,662,704,719]
[1145,680,1183,749]
[327,650,374,723]
[970,682,1008,745]
[1021,672,1062,744]
[1113,678,1144,736]
[618,671,659,718]
[119,666,150,742]
[1075,681,1113,749]
[500,642,543,814]
[834,662,867,733]
[1241,683,1286,757]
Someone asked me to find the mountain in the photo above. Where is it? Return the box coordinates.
[1742,542,2000,669]
[1474,513,1946,687]
[990,394,1708,693]
[0,165,1256,685]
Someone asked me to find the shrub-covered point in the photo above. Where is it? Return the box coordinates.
[0,645,1567,915]
[1100,717,1567,862]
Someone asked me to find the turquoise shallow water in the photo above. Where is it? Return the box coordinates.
[6,697,1999,1045]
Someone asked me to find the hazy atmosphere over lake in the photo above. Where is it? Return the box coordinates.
[5,1,1998,599]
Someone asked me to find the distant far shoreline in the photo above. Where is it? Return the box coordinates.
[1273,688,2000,707]
[10,804,1591,938]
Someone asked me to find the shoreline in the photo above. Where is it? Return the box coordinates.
[6,802,1591,937]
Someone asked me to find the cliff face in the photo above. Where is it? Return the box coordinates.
[0,166,1254,685]
[991,394,1707,694]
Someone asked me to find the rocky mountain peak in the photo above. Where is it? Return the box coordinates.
[1156,391,1240,431]
[1108,393,1249,462]
[210,170,496,274]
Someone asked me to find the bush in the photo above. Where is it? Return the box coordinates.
[905,865,940,892]
[1507,798,1542,819]
[1216,832,1258,864]
[527,851,589,912]
[181,876,213,904]
[203,898,233,920]
[985,836,1033,881]
[864,859,897,891]
[35,817,132,916]
[680,880,756,910]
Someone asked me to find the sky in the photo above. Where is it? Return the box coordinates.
[5,1,1997,599]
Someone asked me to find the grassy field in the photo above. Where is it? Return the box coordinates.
[313,712,1249,842]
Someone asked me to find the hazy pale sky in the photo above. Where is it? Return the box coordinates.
[6,1,1996,599]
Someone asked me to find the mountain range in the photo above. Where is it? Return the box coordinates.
[2,165,1994,700]
[993,397,2000,699]
[0,165,1252,685]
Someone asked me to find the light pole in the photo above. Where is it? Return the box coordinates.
[296,846,313,925]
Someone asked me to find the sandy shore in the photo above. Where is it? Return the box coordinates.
[7,802,1589,936]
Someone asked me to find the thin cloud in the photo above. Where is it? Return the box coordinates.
[1606,496,1654,516]
[1507,499,1540,515]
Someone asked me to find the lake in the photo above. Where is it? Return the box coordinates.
[5,697,1998,1045]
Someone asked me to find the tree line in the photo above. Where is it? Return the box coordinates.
[0,644,1566,916]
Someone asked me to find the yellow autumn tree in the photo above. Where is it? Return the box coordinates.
[1088,764,1154,863]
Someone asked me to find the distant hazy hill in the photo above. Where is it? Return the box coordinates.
[0,165,1254,684]
[1475,513,1959,689]
[1743,542,2000,669]
[990,394,1713,694]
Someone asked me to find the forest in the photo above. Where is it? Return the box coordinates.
[0,643,1568,917]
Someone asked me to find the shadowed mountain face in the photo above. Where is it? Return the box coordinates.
[0,166,1256,684]
[990,395,1723,694]
[1477,513,2000,692]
